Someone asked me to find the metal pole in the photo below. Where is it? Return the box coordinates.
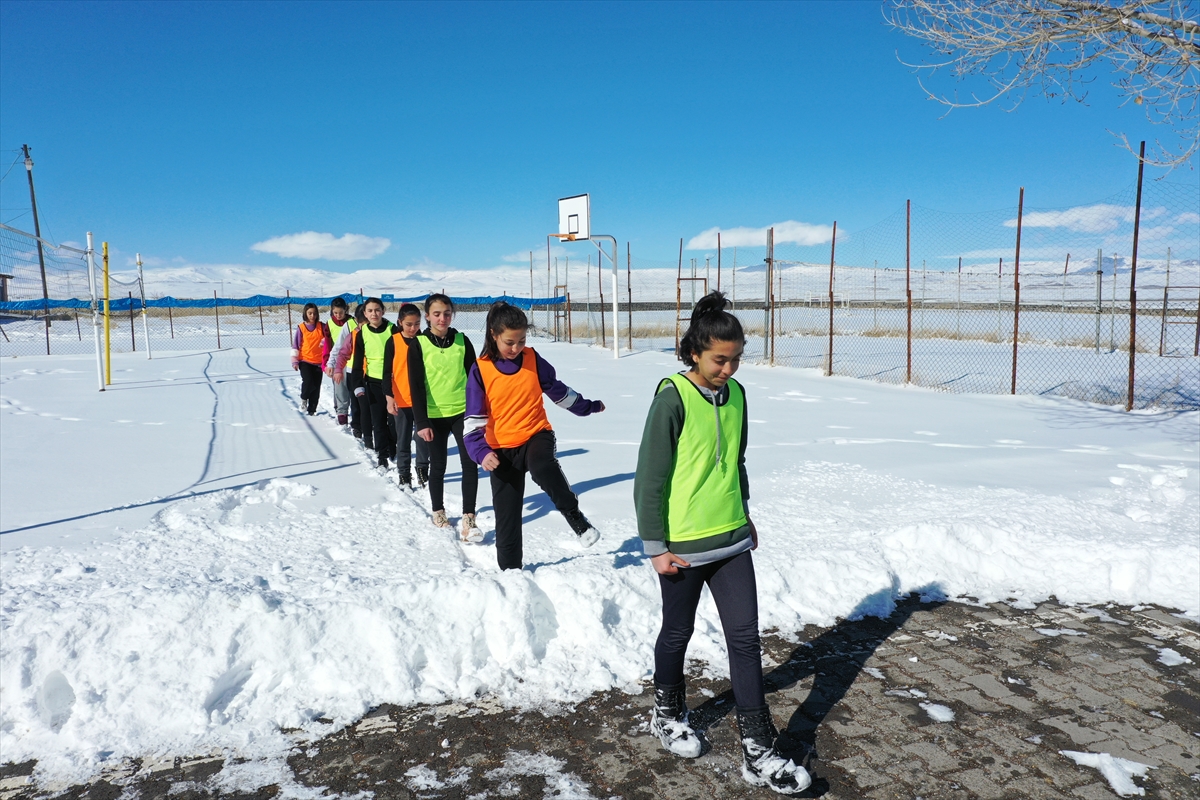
[86,232,104,391]
[1094,251,1103,353]
[169,305,174,339]
[547,235,553,335]
[906,200,912,383]
[732,247,737,310]
[1126,141,1145,411]
[768,227,776,365]
[1158,247,1170,356]
[128,291,136,351]
[1059,253,1070,345]
[214,290,222,350]
[826,221,837,376]
[259,304,265,335]
[22,145,51,355]
[626,242,633,351]
[676,238,683,350]
[529,250,534,316]
[717,232,722,292]
[1110,256,1117,351]
[998,259,1004,345]
[137,253,151,359]
[605,235,618,358]
[286,289,293,333]
[956,257,961,338]
[1011,187,1024,395]
[103,243,112,385]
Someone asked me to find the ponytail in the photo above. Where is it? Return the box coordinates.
[483,301,529,360]
[677,291,743,367]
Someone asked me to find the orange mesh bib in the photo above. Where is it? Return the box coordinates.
[390,332,413,407]
[298,323,325,364]
[478,348,552,449]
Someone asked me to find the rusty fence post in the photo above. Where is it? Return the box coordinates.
[906,200,912,384]
[1127,141,1146,411]
[1011,187,1024,394]
[826,221,837,377]
[214,290,222,350]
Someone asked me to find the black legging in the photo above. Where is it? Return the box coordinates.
[365,378,395,458]
[424,414,478,514]
[655,550,764,710]
[490,430,579,570]
[298,362,323,414]
[393,405,430,473]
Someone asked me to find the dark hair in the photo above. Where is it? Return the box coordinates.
[424,293,454,313]
[302,302,319,322]
[331,296,348,310]
[397,302,421,320]
[363,296,385,311]
[353,304,366,325]
[677,291,744,366]
[482,301,528,360]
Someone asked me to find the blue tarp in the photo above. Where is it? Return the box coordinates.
[0,292,567,313]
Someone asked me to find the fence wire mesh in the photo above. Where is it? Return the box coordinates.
[3,180,1196,409]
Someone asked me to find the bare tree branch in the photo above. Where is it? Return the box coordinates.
[887,0,1200,168]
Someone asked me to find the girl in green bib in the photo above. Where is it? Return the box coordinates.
[407,293,482,542]
[347,297,396,468]
[634,291,810,796]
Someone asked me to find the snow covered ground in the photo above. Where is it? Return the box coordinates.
[2,337,1197,788]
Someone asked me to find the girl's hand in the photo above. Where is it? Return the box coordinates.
[417,427,434,442]
[651,552,690,575]
[594,401,605,412]
[748,517,759,551]
[292,362,299,371]
[386,397,397,416]
[332,371,343,384]
[481,453,499,471]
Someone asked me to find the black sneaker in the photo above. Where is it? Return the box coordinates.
[352,428,363,439]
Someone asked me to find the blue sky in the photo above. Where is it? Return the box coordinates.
[0,0,1190,273]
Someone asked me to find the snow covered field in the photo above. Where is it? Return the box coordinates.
[2,337,1197,789]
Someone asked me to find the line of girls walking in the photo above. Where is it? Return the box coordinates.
[300,294,602,561]
[299,290,807,795]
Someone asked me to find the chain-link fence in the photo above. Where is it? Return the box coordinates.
[4,179,1196,409]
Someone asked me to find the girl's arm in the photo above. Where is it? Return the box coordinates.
[535,353,603,415]
[329,326,350,373]
[407,336,430,430]
[350,330,365,376]
[463,363,493,465]
[290,326,302,369]
[633,383,685,558]
[320,323,333,369]
[461,333,477,374]
[739,390,750,513]
[381,337,395,397]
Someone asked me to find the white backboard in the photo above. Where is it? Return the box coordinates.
[558,194,590,241]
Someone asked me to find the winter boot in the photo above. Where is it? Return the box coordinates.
[563,508,600,548]
[649,680,702,758]
[431,510,450,529]
[377,452,390,469]
[337,413,348,426]
[416,466,428,488]
[736,706,811,795]
[460,512,484,544]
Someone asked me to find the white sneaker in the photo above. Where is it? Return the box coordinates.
[461,513,484,543]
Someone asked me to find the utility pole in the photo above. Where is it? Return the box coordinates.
[23,145,51,354]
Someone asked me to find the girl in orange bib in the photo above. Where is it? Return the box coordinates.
[465,301,604,570]
[291,302,333,416]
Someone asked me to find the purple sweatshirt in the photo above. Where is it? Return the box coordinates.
[464,350,602,464]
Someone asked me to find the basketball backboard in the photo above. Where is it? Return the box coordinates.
[558,194,590,241]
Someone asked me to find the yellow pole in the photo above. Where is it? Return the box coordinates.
[103,242,111,386]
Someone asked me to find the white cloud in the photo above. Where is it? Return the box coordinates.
[1003,204,1166,233]
[251,231,391,261]
[1176,212,1200,225]
[686,220,835,250]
